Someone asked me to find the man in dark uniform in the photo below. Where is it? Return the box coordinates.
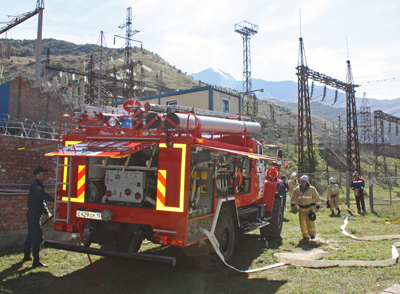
[23,166,54,268]
[351,171,366,215]
[277,175,289,218]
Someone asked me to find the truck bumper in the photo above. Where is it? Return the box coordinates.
[45,240,176,266]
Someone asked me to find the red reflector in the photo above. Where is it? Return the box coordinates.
[66,225,78,232]
[106,190,112,197]
[134,192,141,199]
[153,235,184,247]
[125,188,131,196]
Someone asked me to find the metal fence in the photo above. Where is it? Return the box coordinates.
[303,171,399,212]
[304,171,351,208]
[368,172,400,210]
[0,113,73,139]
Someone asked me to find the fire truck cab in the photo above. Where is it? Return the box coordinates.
[45,100,288,269]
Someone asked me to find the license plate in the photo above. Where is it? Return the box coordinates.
[76,210,102,220]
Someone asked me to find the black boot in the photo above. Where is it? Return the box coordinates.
[337,208,341,215]
[32,257,48,268]
[23,250,32,262]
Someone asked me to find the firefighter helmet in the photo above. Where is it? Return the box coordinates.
[300,175,309,184]
[329,177,336,184]
[353,171,359,177]
[291,172,297,178]
[308,210,316,221]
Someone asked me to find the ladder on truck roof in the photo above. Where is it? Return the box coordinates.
[145,103,251,120]
[53,156,73,224]
[77,102,252,121]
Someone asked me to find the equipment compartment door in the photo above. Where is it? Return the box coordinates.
[156,143,188,213]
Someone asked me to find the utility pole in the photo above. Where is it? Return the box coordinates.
[34,0,44,86]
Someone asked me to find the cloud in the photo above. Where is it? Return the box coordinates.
[3,0,400,99]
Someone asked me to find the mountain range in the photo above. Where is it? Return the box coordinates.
[190,67,400,117]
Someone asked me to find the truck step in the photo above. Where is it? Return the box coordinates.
[240,219,270,233]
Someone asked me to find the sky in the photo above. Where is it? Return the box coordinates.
[1,0,400,100]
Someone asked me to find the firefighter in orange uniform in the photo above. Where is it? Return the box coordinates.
[327,177,340,216]
[288,172,298,197]
[291,175,321,240]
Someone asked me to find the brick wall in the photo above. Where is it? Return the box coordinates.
[8,76,73,123]
[0,135,56,233]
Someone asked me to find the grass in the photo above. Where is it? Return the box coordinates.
[1,201,399,294]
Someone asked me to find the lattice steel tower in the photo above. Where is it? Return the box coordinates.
[359,92,372,143]
[345,60,361,172]
[296,37,314,173]
[115,7,141,99]
[235,21,258,116]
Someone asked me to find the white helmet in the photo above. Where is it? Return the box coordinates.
[300,175,309,184]
[329,177,336,184]
[291,172,297,178]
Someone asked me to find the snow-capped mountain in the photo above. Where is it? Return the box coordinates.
[190,67,400,117]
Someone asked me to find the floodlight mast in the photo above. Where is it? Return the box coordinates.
[235,21,258,116]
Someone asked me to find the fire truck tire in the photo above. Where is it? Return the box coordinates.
[194,207,236,270]
[260,196,283,241]
[86,181,104,203]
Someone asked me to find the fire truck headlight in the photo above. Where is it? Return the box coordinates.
[108,117,118,127]
[101,209,114,221]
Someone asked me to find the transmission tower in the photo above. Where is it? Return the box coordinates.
[345,60,361,172]
[234,21,258,116]
[0,0,44,86]
[373,110,400,172]
[296,37,314,173]
[115,7,142,99]
[96,31,107,106]
[295,38,361,173]
[359,92,372,143]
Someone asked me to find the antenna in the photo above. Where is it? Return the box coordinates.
[346,36,350,60]
[299,8,302,38]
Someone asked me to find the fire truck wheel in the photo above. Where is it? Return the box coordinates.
[194,207,236,270]
[260,196,283,241]
[86,181,104,203]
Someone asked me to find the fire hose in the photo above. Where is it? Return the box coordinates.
[203,216,400,272]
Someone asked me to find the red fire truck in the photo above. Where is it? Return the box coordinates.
[45,99,289,269]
